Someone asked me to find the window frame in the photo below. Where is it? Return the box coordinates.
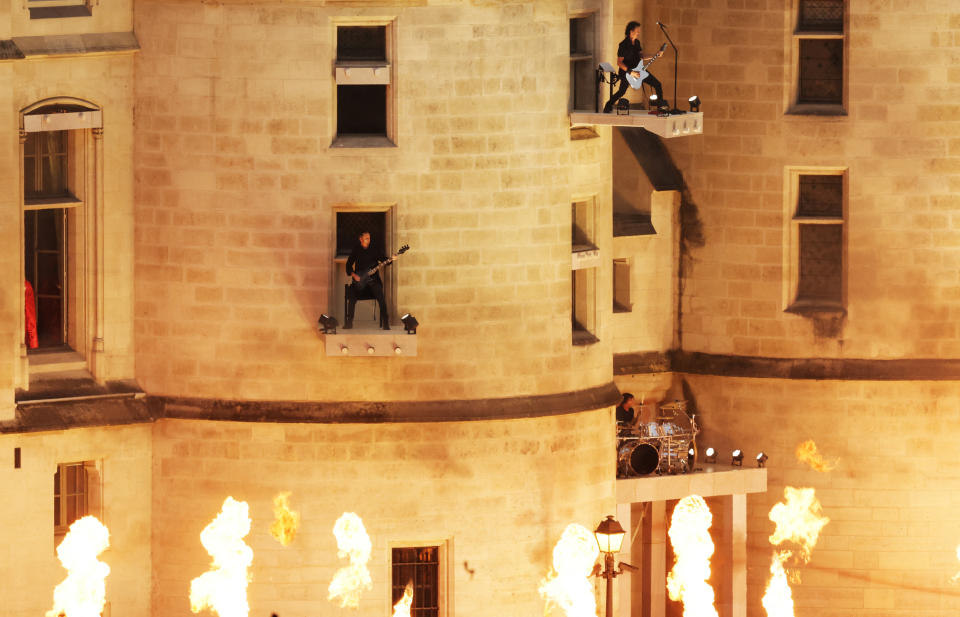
[782,166,848,313]
[27,0,93,20]
[331,203,397,326]
[613,258,632,313]
[54,460,102,542]
[571,196,599,345]
[786,0,847,116]
[332,19,397,148]
[387,540,450,617]
[568,12,597,113]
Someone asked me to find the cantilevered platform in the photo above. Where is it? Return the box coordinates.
[570,111,703,138]
[323,327,418,357]
[616,463,766,502]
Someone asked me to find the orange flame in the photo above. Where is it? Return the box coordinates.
[190,497,253,617]
[952,545,960,583]
[538,523,599,617]
[391,581,414,617]
[666,495,718,617]
[269,492,299,546]
[47,516,111,617]
[768,487,829,562]
[795,440,835,472]
[327,512,373,608]
[761,551,794,617]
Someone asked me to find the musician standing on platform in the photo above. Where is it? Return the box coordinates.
[603,21,665,113]
[345,231,390,330]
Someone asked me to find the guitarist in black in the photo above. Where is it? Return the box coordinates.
[345,231,390,330]
[603,21,665,113]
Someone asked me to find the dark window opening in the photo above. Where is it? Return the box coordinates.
[798,39,842,105]
[54,462,87,532]
[335,211,386,258]
[24,131,69,200]
[392,546,440,617]
[797,224,842,304]
[613,259,631,313]
[798,0,843,32]
[337,85,387,136]
[572,269,598,345]
[337,26,387,62]
[25,209,66,348]
[798,175,843,217]
[569,16,595,112]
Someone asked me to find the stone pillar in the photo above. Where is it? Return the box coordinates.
[16,129,28,392]
[91,127,105,382]
[729,494,747,617]
[616,501,632,617]
[641,500,667,617]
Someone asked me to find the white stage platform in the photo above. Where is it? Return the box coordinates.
[322,327,418,357]
[570,111,703,138]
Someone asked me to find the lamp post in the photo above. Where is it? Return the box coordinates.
[594,515,637,617]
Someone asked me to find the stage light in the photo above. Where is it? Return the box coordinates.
[705,447,717,464]
[340,344,349,355]
[318,314,338,334]
[756,452,768,468]
[688,95,701,112]
[393,345,403,355]
[731,449,744,466]
[649,94,659,108]
[401,313,419,335]
[366,345,376,355]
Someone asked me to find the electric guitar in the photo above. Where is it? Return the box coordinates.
[351,245,409,290]
[625,43,667,89]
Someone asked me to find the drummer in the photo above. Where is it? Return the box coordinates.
[616,393,642,430]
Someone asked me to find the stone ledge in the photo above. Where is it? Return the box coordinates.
[570,111,703,138]
[323,328,417,357]
[616,464,767,503]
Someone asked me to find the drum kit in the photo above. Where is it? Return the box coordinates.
[617,400,699,477]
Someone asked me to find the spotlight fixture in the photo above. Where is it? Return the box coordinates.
[688,95,701,113]
[648,94,659,108]
[318,313,338,334]
[340,344,349,355]
[705,447,717,464]
[393,345,403,355]
[731,449,744,466]
[401,313,419,335]
[756,452,768,468]
[366,345,376,355]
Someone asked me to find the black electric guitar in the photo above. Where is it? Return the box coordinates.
[352,245,409,290]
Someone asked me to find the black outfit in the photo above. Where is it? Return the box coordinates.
[616,404,636,425]
[603,37,664,113]
[345,243,390,329]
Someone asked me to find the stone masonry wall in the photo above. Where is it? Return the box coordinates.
[151,409,614,617]
[133,0,614,403]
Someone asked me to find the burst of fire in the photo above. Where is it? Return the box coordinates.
[269,492,300,546]
[768,487,830,561]
[761,551,794,617]
[666,495,718,617]
[762,487,830,617]
[952,545,960,583]
[795,440,835,472]
[391,581,414,617]
[327,512,373,608]
[190,497,254,617]
[538,523,599,617]
[47,516,111,617]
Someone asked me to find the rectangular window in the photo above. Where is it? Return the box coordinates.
[333,206,395,326]
[25,209,67,347]
[571,199,596,252]
[613,259,631,313]
[569,14,595,112]
[27,0,92,19]
[392,546,440,617]
[789,0,845,113]
[54,461,101,540]
[334,24,394,147]
[784,168,846,312]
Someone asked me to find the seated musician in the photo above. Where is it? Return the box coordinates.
[603,21,665,113]
[616,392,642,430]
[345,230,390,330]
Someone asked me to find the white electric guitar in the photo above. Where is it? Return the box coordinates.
[624,43,667,89]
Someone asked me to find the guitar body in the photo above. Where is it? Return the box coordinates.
[624,43,667,89]
[350,244,410,291]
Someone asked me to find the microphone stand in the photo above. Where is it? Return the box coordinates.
[657,22,685,114]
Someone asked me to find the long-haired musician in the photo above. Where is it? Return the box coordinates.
[345,230,390,330]
[603,21,665,113]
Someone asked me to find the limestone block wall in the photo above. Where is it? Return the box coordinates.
[0,424,153,617]
[646,0,960,358]
[6,0,133,38]
[133,0,613,403]
[150,410,614,617]
[687,375,960,617]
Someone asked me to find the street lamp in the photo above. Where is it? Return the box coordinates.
[593,516,637,617]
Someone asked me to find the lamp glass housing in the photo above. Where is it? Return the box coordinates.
[594,516,625,554]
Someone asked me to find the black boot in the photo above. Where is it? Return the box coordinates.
[381,317,390,330]
[603,100,614,113]
[343,317,353,329]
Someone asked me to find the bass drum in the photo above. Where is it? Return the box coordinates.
[618,440,660,476]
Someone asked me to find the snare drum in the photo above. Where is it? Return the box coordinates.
[618,440,660,476]
[645,422,661,438]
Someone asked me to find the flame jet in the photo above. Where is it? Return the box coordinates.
[269,492,300,546]
[327,512,373,608]
[190,497,254,617]
[666,495,719,617]
[538,523,599,617]
[392,581,414,617]
[47,516,111,617]
[795,440,835,472]
[762,487,830,617]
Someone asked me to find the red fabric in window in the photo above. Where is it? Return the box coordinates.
[25,280,38,349]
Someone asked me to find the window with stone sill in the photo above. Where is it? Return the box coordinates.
[569,13,596,113]
[27,0,93,19]
[613,259,631,313]
[333,24,395,148]
[784,168,846,314]
[54,460,102,542]
[392,546,442,617]
[788,0,846,115]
